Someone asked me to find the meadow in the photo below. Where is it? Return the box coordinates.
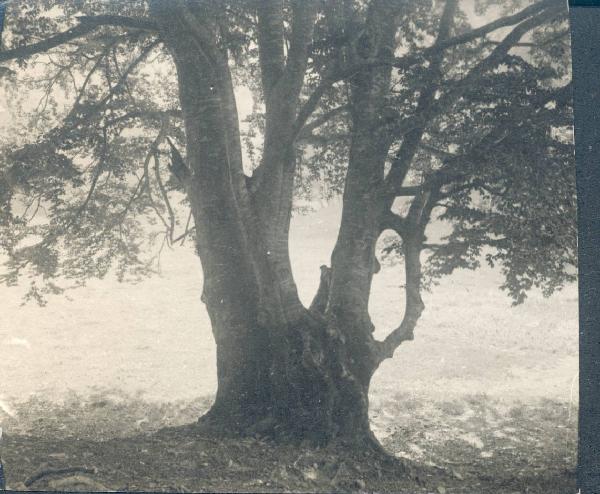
[0,201,578,492]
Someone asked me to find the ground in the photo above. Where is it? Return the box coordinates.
[0,202,578,492]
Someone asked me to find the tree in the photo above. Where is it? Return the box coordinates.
[0,0,574,448]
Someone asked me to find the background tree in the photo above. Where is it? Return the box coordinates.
[0,0,574,448]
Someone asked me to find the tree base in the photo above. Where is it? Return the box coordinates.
[194,403,390,459]
[156,418,415,492]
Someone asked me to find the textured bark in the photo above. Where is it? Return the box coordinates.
[326,0,402,370]
[149,1,378,444]
[147,0,469,446]
[328,0,400,318]
[325,0,458,377]
[146,0,454,446]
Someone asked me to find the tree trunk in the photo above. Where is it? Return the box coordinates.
[150,3,379,446]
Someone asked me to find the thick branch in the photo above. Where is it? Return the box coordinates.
[423,0,560,54]
[433,5,565,113]
[377,183,441,361]
[285,0,317,80]
[76,15,159,31]
[377,238,424,360]
[257,0,286,100]
[0,14,158,65]
[309,265,331,314]
[251,3,316,234]
[0,24,97,63]
[385,0,458,191]
[380,210,409,237]
[294,0,563,138]
[105,109,183,127]
[169,4,220,67]
[394,185,422,197]
[297,104,349,138]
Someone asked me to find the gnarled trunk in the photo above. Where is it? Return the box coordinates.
[150,2,382,446]
[147,0,432,449]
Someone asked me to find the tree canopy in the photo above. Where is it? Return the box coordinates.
[0,0,574,305]
[0,0,575,443]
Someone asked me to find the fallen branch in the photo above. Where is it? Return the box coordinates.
[24,466,98,487]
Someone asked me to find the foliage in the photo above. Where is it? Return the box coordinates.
[0,0,575,307]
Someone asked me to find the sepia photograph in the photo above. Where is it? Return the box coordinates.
[0,0,577,492]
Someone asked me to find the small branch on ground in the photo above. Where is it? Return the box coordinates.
[24,466,98,487]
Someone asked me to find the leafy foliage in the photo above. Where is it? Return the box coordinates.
[0,0,575,306]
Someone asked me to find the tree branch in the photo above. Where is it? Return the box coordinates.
[309,265,331,314]
[71,36,127,110]
[485,29,569,48]
[153,151,176,244]
[422,79,572,193]
[173,224,196,245]
[63,39,161,129]
[282,0,317,94]
[434,5,565,111]
[419,142,458,160]
[385,4,565,196]
[0,14,158,64]
[105,109,183,127]
[377,238,425,360]
[175,210,194,246]
[143,144,171,238]
[67,129,109,229]
[394,185,422,197]
[426,0,560,54]
[377,182,442,361]
[384,0,458,192]
[292,75,338,139]
[76,15,159,31]
[380,210,410,237]
[293,0,563,139]
[257,0,286,100]
[390,0,561,72]
[297,104,349,138]
[0,24,97,63]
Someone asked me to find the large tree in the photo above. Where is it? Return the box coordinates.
[0,0,574,448]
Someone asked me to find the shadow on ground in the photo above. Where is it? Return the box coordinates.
[0,390,577,493]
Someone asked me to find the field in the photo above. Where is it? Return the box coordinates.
[0,202,578,492]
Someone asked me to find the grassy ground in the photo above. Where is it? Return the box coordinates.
[0,202,579,492]
[1,391,576,492]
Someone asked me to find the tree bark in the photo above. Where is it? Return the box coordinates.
[146,0,456,448]
[150,1,381,445]
[318,0,405,440]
